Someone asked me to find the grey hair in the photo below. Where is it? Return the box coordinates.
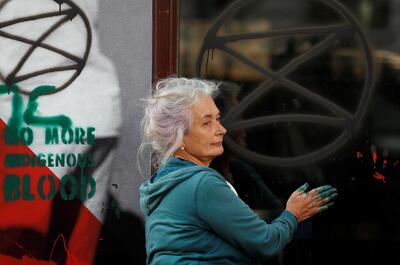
[139,78,219,170]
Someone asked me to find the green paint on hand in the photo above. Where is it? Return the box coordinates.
[296,182,309,193]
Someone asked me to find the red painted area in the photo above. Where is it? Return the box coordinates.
[0,254,56,265]
[372,150,377,166]
[0,119,102,265]
[373,172,386,183]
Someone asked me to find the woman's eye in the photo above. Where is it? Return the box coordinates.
[203,121,211,126]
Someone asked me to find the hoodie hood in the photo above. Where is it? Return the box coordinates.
[139,158,215,216]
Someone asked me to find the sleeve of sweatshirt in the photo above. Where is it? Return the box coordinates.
[195,172,298,259]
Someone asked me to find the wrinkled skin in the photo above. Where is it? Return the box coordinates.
[286,183,337,222]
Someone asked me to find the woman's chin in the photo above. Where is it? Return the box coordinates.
[213,146,224,156]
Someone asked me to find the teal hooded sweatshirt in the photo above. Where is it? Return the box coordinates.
[139,158,298,265]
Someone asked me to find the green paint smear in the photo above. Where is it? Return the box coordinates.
[1,84,72,145]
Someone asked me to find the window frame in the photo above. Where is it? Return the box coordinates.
[153,0,179,81]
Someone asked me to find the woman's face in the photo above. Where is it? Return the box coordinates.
[182,96,227,166]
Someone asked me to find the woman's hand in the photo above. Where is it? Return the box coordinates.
[285,183,337,223]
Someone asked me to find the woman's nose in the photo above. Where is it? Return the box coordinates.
[218,123,227,135]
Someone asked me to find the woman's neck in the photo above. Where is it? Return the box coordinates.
[173,150,211,167]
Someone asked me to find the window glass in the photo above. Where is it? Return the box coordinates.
[180,0,400,264]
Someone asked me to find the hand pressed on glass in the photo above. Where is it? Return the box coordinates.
[286,183,337,223]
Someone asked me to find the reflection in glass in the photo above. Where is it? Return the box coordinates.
[180,0,400,264]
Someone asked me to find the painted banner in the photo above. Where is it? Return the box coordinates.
[0,0,122,264]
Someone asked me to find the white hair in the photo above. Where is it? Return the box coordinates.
[139,78,219,170]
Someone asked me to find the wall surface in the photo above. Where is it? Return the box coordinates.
[97,0,152,216]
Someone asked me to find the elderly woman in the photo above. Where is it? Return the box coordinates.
[139,78,337,265]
